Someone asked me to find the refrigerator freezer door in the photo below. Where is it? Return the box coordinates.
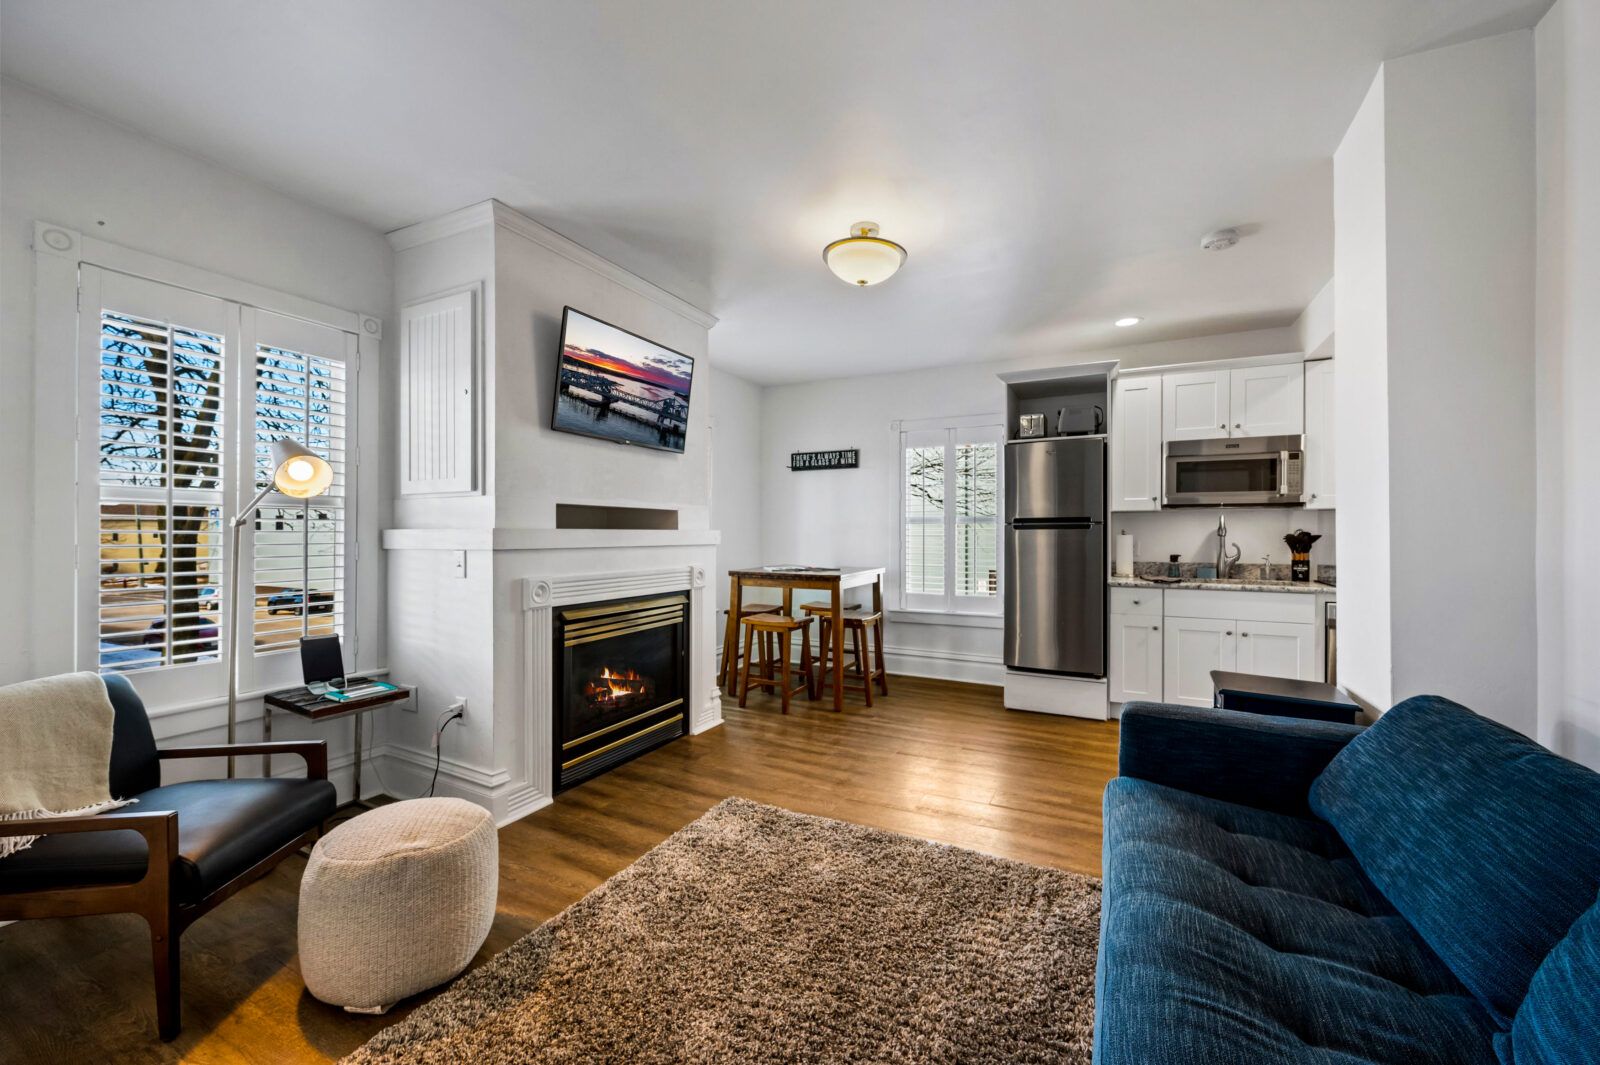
[1006,437,1106,521]
[1004,524,1106,676]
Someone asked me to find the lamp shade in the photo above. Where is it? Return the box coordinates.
[268,439,333,499]
[823,222,906,287]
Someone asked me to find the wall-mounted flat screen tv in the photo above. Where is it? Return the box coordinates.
[551,307,695,454]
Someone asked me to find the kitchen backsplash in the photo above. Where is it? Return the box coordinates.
[1115,507,1336,574]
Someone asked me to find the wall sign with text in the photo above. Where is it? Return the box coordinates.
[789,448,860,471]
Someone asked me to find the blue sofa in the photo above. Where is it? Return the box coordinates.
[1094,696,1600,1065]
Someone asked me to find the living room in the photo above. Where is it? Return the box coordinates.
[1,2,1597,1063]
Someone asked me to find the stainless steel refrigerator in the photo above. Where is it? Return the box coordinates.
[1004,436,1106,677]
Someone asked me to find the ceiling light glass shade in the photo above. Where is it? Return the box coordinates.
[823,222,907,287]
[268,439,333,498]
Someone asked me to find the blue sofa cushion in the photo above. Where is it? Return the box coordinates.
[1096,777,1497,1065]
[1496,895,1600,1065]
[1309,696,1600,1026]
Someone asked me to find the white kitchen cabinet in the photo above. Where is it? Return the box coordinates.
[1234,620,1317,680]
[1228,363,1305,437]
[1303,359,1335,509]
[1109,613,1163,703]
[1162,616,1236,707]
[1111,376,1162,510]
[1162,370,1230,441]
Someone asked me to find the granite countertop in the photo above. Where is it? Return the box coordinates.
[1109,576,1335,595]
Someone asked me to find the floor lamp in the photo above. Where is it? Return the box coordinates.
[226,439,333,778]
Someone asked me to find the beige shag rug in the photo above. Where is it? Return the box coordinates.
[342,797,1100,1064]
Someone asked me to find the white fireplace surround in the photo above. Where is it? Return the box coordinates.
[512,562,721,815]
[381,528,721,826]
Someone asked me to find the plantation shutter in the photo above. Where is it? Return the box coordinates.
[81,268,237,701]
[899,423,1003,615]
[245,310,356,663]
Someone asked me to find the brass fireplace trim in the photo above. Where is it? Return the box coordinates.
[561,698,686,751]
[561,714,684,770]
[564,613,684,648]
[560,594,689,622]
[563,606,684,640]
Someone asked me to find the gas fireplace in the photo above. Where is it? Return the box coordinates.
[553,592,689,790]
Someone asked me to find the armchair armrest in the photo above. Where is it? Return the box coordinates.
[1118,702,1364,816]
[159,740,327,780]
[0,810,178,919]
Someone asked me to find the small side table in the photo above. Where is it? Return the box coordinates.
[1210,671,1360,725]
[263,681,413,804]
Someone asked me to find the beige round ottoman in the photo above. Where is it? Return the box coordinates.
[298,797,497,1012]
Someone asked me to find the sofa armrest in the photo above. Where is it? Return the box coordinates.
[159,740,328,780]
[1118,702,1364,816]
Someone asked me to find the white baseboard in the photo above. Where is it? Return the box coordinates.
[1003,671,1109,719]
[883,644,1005,686]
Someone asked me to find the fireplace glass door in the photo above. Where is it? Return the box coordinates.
[554,593,688,790]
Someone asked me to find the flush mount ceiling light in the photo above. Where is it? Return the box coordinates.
[1115,316,1143,328]
[823,221,907,287]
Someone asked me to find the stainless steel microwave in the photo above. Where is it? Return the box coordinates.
[1164,435,1303,507]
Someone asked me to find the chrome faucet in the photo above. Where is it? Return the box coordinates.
[1215,514,1242,579]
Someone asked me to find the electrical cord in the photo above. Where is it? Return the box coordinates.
[428,711,463,797]
[357,703,464,803]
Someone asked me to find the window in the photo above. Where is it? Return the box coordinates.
[76,267,359,701]
[899,422,1003,614]
[251,344,348,653]
[96,309,226,673]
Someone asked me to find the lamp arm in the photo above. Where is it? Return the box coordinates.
[224,480,274,778]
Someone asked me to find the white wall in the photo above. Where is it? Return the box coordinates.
[1332,32,1538,731]
[1535,0,1600,769]
[755,325,1302,684]
[0,79,395,798]
[710,367,764,619]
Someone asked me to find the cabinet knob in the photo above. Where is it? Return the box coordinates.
[1152,625,1159,631]
[1226,631,1233,636]
[1234,422,1241,429]
[1151,496,1158,502]
[1242,632,1250,637]
[1310,493,1318,500]
[1218,424,1225,429]
[1131,599,1140,605]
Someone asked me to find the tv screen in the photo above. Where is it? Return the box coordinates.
[551,307,695,454]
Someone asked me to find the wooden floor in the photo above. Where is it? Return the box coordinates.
[0,675,1119,1064]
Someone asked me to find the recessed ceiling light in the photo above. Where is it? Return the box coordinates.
[823,221,907,287]
[1115,316,1142,328]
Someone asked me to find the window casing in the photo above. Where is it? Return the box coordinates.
[899,422,1003,615]
[76,267,359,705]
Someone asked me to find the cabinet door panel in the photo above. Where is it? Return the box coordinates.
[1230,363,1305,437]
[1303,359,1335,508]
[1111,376,1161,510]
[1235,620,1316,680]
[1109,613,1163,703]
[1162,616,1236,707]
[1162,370,1229,441]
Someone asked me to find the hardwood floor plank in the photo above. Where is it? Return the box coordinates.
[0,675,1117,1063]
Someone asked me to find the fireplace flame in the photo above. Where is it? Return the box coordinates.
[587,666,649,704]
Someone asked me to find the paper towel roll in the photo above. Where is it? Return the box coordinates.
[1114,532,1134,577]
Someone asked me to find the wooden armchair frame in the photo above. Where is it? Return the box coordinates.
[0,740,328,1040]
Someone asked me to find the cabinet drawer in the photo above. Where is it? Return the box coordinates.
[1164,588,1316,625]
[1110,587,1162,616]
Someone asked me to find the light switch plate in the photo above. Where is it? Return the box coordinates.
[452,551,467,578]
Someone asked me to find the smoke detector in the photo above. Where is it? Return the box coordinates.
[1200,227,1240,252]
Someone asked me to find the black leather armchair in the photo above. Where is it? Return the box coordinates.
[0,674,336,1040]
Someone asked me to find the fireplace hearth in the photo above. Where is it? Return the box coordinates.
[554,593,689,790]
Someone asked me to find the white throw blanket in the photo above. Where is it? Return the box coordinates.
[0,672,136,858]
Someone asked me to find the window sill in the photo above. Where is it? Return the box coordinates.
[888,609,1004,630]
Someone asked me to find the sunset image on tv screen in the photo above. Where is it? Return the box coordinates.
[552,309,694,453]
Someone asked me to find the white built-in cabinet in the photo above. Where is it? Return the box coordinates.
[1162,616,1237,706]
[1161,370,1231,441]
[1110,375,1162,511]
[1302,358,1335,509]
[1111,587,1320,708]
[1229,363,1305,437]
[1108,590,1163,703]
[1160,363,1304,442]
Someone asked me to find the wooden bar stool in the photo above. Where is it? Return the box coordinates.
[720,601,784,689]
[738,613,816,714]
[812,608,889,707]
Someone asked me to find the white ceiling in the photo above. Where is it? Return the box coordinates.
[0,0,1549,384]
